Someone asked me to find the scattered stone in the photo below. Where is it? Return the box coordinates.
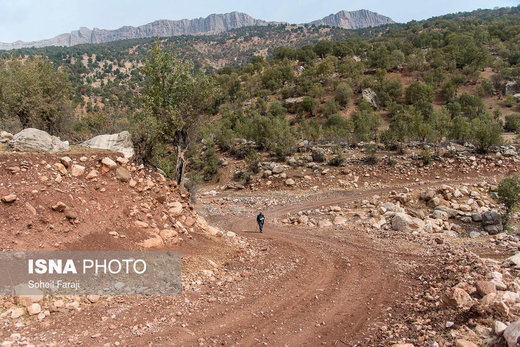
[52,202,67,212]
[116,167,131,182]
[85,169,99,179]
[71,164,86,177]
[101,157,118,169]
[60,156,72,167]
[504,319,520,347]
[10,307,25,319]
[285,178,295,186]
[455,340,478,347]
[476,280,496,297]
[27,303,41,316]
[1,194,17,203]
[168,202,183,217]
[318,219,332,228]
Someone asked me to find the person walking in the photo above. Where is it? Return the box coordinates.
[256,212,265,233]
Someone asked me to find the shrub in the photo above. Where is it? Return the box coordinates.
[405,81,434,105]
[497,175,520,225]
[421,148,432,165]
[469,114,503,153]
[302,96,317,115]
[323,99,339,116]
[245,149,262,174]
[335,83,352,108]
[505,114,520,132]
[328,146,346,166]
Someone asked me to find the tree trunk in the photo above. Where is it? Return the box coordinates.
[175,144,186,186]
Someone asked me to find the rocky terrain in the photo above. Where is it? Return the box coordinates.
[0,10,393,50]
[309,9,394,29]
[1,128,520,346]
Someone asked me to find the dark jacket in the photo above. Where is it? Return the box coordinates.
[257,214,265,224]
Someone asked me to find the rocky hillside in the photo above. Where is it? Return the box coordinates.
[0,10,393,50]
[309,9,394,29]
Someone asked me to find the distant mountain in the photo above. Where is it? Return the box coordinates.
[309,10,394,29]
[0,10,393,50]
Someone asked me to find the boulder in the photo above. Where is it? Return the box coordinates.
[81,131,134,158]
[476,281,496,297]
[8,128,69,153]
[482,211,503,234]
[503,253,520,268]
[311,148,326,163]
[138,234,163,248]
[0,130,13,143]
[391,213,413,232]
[168,202,183,217]
[455,340,477,347]
[442,287,473,308]
[159,229,179,244]
[504,319,520,347]
[27,303,41,316]
[272,165,284,174]
[362,88,378,109]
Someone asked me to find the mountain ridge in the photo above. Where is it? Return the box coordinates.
[0,10,393,50]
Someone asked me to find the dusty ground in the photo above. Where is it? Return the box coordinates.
[0,149,518,346]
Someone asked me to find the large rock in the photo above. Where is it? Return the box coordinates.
[481,211,503,234]
[504,319,520,347]
[391,213,413,232]
[442,287,473,308]
[81,131,134,158]
[503,253,520,268]
[8,128,69,153]
[362,88,378,109]
[0,130,13,143]
[311,148,326,163]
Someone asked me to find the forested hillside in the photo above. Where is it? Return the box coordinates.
[0,6,519,182]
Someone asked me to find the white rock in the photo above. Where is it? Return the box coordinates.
[504,319,520,347]
[81,131,134,158]
[8,128,69,153]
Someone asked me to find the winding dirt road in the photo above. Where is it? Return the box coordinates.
[154,188,430,346]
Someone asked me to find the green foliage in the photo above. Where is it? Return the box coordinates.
[352,111,380,141]
[335,82,352,108]
[469,114,503,153]
[323,114,353,139]
[245,148,262,174]
[132,41,213,179]
[302,96,317,115]
[328,145,346,166]
[0,56,72,135]
[323,99,339,116]
[449,115,471,143]
[405,81,434,105]
[505,113,520,132]
[421,148,432,165]
[268,100,287,117]
[497,175,520,224]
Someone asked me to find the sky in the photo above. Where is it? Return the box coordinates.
[0,0,518,43]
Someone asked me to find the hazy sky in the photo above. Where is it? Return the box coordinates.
[0,0,518,42]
